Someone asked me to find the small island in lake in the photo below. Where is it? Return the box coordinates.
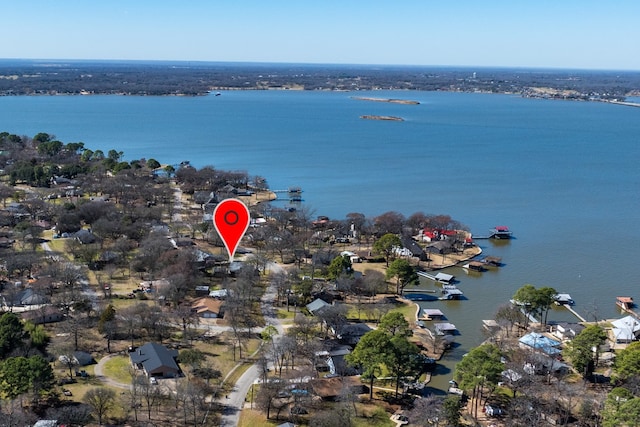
[352,96,420,105]
[360,115,404,121]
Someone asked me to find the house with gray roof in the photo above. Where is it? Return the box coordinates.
[306,298,330,315]
[130,342,180,378]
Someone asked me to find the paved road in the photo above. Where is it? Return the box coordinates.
[219,262,286,427]
[172,183,183,222]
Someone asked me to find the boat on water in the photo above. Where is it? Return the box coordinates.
[489,226,513,239]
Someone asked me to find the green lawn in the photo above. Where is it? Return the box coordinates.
[103,355,134,384]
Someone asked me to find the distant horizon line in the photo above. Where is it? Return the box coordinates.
[0,57,638,74]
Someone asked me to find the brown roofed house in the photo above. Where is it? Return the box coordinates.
[191,297,224,318]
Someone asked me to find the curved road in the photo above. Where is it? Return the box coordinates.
[219,262,286,427]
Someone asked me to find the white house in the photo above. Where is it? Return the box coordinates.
[611,315,640,343]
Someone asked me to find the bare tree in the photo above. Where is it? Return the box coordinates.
[83,387,116,425]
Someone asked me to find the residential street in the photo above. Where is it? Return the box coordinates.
[219,262,286,427]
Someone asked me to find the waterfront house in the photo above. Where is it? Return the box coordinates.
[519,332,562,356]
[550,322,585,341]
[400,236,427,260]
[336,323,372,346]
[130,342,180,378]
[611,315,640,343]
[426,240,454,255]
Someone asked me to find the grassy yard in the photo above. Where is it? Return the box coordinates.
[238,401,396,427]
[103,354,134,384]
[191,336,262,384]
[276,307,297,320]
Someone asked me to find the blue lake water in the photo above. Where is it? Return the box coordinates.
[2,90,639,390]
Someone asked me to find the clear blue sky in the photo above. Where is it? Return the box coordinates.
[2,1,639,70]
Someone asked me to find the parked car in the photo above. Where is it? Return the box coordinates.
[485,404,504,417]
[149,377,158,385]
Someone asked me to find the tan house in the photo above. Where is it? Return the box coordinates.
[191,297,224,318]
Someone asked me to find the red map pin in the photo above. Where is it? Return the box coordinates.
[213,198,251,262]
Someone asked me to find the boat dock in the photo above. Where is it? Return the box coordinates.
[272,187,302,194]
[560,304,586,322]
[616,296,640,319]
[271,187,304,202]
[473,226,513,240]
[417,271,455,284]
[404,289,437,293]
